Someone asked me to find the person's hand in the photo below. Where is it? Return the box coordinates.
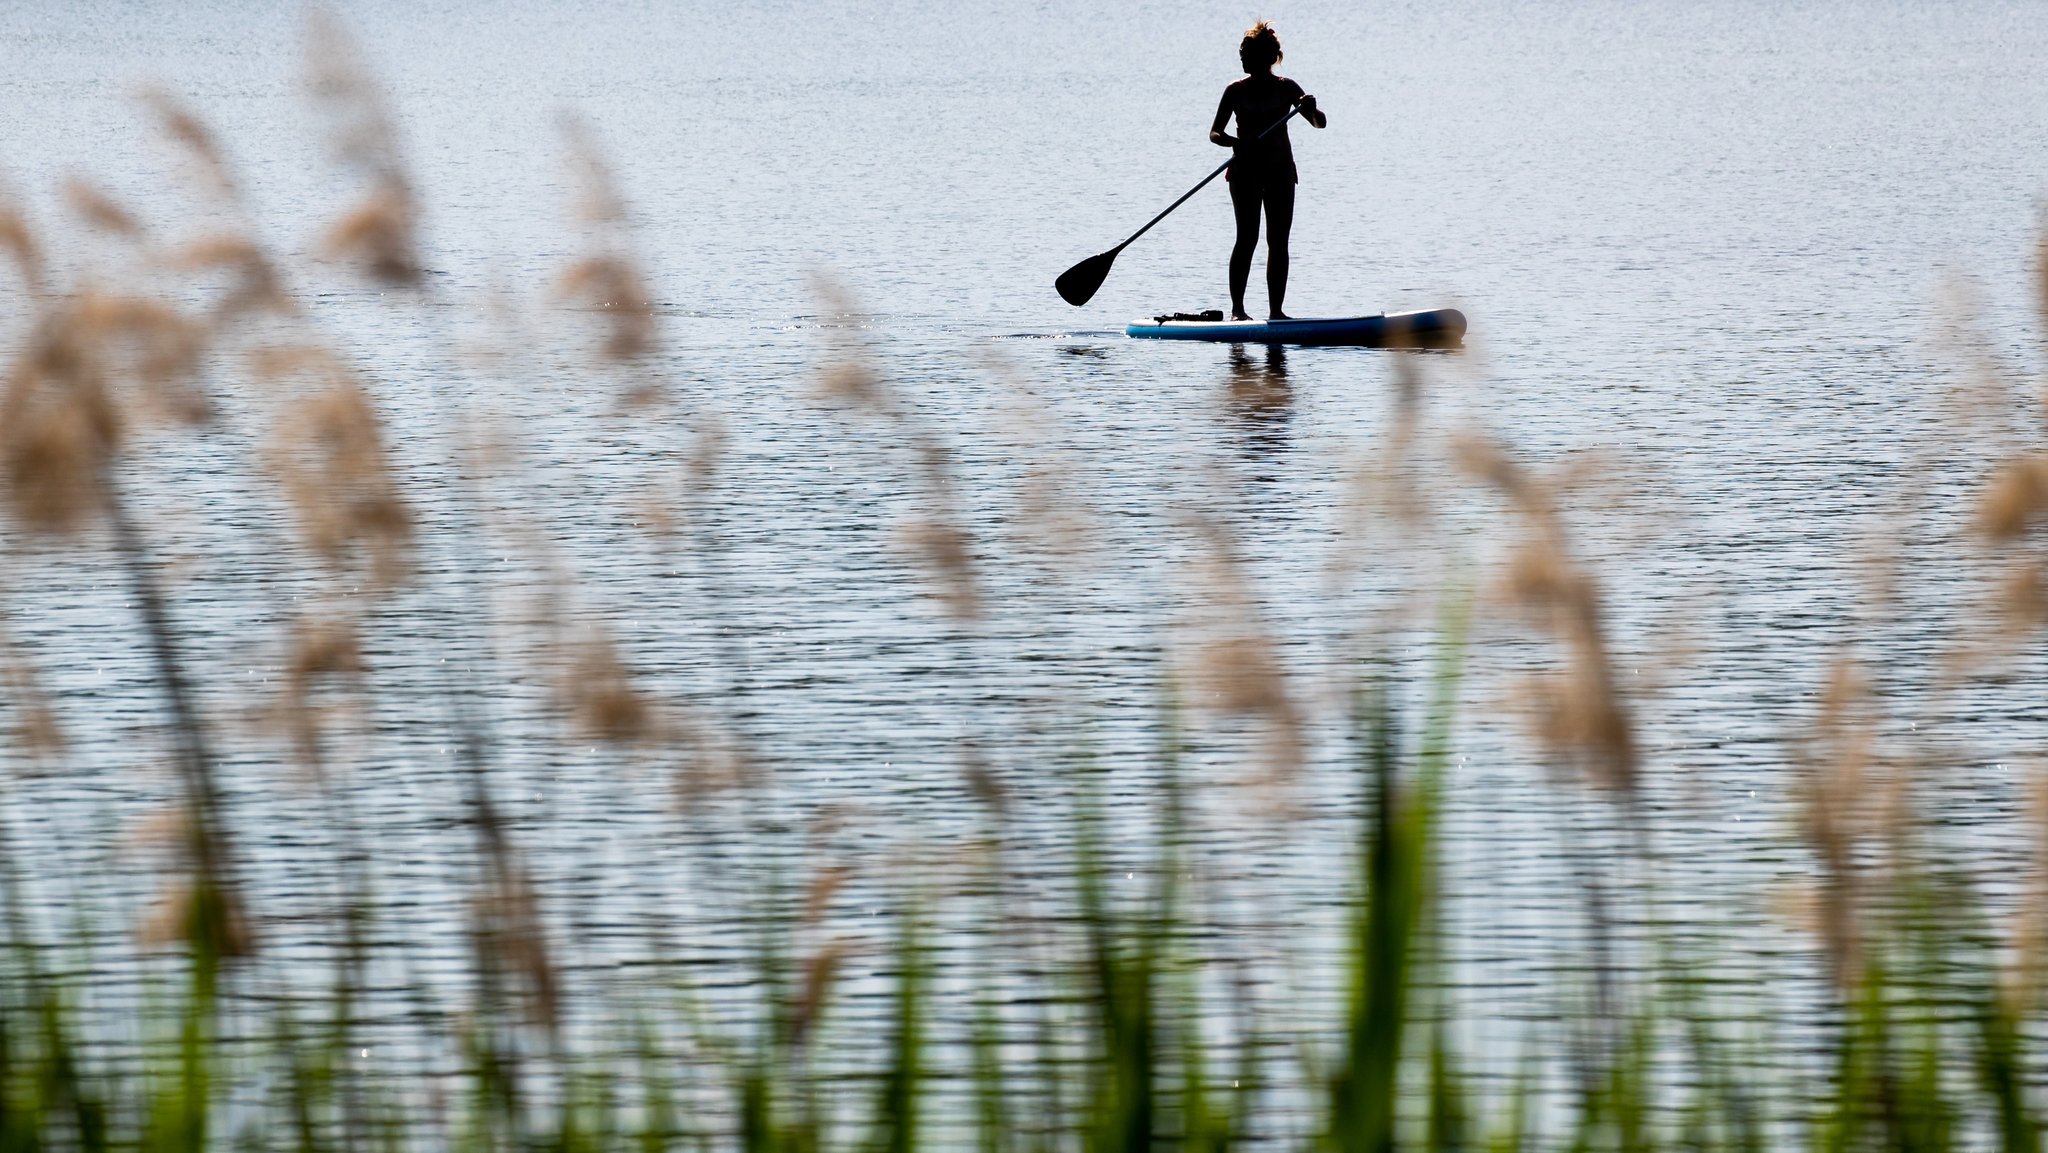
[1298,93,1319,116]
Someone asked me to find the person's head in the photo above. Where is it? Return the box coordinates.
[1239,20,1282,74]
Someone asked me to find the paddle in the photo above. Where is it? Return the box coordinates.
[1056,104,1304,307]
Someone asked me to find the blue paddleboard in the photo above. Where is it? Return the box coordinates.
[1125,308,1466,347]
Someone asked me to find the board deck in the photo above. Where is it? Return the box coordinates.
[1125,307,1466,347]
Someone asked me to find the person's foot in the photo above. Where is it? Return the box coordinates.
[1230,311,1253,321]
[1269,310,1292,320]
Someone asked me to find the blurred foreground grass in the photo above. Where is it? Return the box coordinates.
[5,13,2048,1152]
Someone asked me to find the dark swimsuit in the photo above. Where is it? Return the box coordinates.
[1218,75,1304,188]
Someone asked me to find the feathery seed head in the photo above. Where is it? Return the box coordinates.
[1,313,123,533]
[563,629,655,744]
[175,233,292,315]
[142,89,237,200]
[556,256,654,360]
[0,204,44,296]
[63,178,143,237]
[1977,457,2048,542]
[323,183,420,286]
[258,347,414,583]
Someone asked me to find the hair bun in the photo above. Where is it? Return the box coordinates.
[1240,19,1283,64]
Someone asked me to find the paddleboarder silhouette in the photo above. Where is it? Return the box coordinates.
[1210,21,1324,321]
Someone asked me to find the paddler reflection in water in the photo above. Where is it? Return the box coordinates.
[1226,344,1292,457]
[1210,20,1325,321]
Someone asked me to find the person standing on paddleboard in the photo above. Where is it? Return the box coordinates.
[1210,21,1324,321]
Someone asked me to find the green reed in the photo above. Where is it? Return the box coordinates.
[0,489,2038,1152]
[6,12,2048,1153]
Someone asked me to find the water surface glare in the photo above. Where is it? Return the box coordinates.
[4,0,2048,1128]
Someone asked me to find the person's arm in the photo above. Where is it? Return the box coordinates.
[1292,82,1327,129]
[1210,88,1238,148]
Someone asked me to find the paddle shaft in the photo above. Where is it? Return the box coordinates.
[1108,104,1303,255]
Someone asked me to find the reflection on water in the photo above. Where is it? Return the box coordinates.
[1225,342,1293,459]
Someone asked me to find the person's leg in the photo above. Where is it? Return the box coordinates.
[1229,178,1262,320]
[1264,181,1296,318]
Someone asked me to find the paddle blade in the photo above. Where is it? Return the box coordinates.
[1055,248,1119,306]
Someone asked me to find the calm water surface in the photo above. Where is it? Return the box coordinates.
[4,0,2048,1119]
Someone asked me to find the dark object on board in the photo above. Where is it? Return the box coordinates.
[1056,106,1303,307]
[1154,310,1227,323]
[1125,308,1467,348]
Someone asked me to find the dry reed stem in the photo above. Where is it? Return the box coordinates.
[0,628,65,761]
[2036,222,2048,355]
[470,866,561,1032]
[790,939,849,1049]
[1,282,211,541]
[690,411,725,490]
[323,184,421,287]
[2016,231,2048,1002]
[1974,453,2048,638]
[556,256,654,361]
[1795,657,1884,992]
[560,113,628,228]
[253,344,414,583]
[1328,350,1444,641]
[1015,456,1095,566]
[1904,274,2048,696]
[809,278,890,412]
[809,281,982,619]
[628,411,728,542]
[141,88,237,200]
[899,441,981,621]
[1181,512,1305,800]
[669,713,760,808]
[1981,457,2048,543]
[979,355,1097,568]
[1456,435,1637,796]
[9,697,64,762]
[305,10,421,285]
[1938,276,2032,444]
[817,358,883,409]
[0,197,42,297]
[121,801,193,856]
[803,864,852,924]
[171,233,292,318]
[139,92,295,316]
[0,289,208,532]
[2004,768,2048,1012]
[1374,348,1431,529]
[63,177,143,237]
[470,421,738,797]
[273,612,366,773]
[305,9,404,180]
[1956,225,2048,1003]
[555,117,659,368]
[1931,260,2048,690]
[101,474,255,965]
[961,747,1007,813]
[1,350,118,533]
[136,868,253,957]
[561,627,657,745]
[76,294,211,422]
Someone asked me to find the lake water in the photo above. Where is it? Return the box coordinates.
[4,0,2048,1133]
